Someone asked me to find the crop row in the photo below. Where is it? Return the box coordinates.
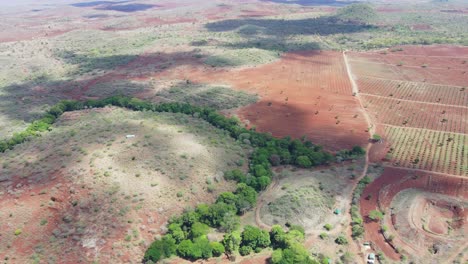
[349,52,468,69]
[383,126,467,176]
[290,51,353,95]
[349,60,468,87]
[361,94,468,134]
[357,77,468,107]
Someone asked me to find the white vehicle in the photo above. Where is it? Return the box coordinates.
[367,253,376,264]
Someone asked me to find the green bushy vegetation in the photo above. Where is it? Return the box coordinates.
[350,176,373,239]
[204,48,280,67]
[156,83,258,110]
[336,3,377,25]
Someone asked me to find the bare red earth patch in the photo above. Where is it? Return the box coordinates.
[155,50,369,151]
[360,167,468,260]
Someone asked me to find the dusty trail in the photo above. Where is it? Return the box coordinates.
[343,51,378,262]
[254,177,279,230]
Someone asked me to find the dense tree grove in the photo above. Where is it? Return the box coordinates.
[0,96,365,263]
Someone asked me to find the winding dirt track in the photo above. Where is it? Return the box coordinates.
[254,177,279,230]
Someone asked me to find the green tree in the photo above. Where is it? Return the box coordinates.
[177,239,205,260]
[220,211,240,232]
[270,225,287,249]
[239,245,252,256]
[210,242,225,257]
[143,235,177,262]
[241,225,271,250]
[223,231,242,254]
[271,249,283,263]
[296,156,312,168]
[193,237,213,259]
[190,222,210,239]
[168,223,185,242]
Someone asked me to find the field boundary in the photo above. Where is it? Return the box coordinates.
[356,75,468,89]
[360,92,468,110]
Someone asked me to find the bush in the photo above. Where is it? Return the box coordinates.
[241,225,271,250]
[369,210,384,221]
[223,231,242,254]
[323,224,333,231]
[143,235,177,262]
[210,242,225,257]
[335,236,348,245]
[177,240,201,260]
[239,246,252,256]
[296,156,312,168]
[190,222,210,239]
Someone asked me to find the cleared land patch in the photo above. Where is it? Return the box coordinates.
[361,94,468,134]
[356,77,468,107]
[160,50,369,151]
[259,166,356,231]
[360,167,468,263]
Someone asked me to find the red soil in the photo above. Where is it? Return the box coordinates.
[154,50,369,151]
[385,45,468,57]
[360,167,468,260]
[349,45,468,86]
[73,50,369,151]
[360,94,468,134]
[356,77,468,107]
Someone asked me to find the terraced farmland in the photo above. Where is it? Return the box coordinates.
[348,45,468,177]
[361,94,468,134]
[383,126,468,176]
[357,77,468,107]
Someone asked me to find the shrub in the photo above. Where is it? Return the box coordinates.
[323,224,333,231]
[210,242,225,257]
[296,155,312,168]
[190,222,210,239]
[335,236,348,245]
[14,229,22,236]
[241,225,271,250]
[143,235,177,262]
[239,245,252,256]
[222,231,241,254]
[177,240,201,260]
[369,210,384,221]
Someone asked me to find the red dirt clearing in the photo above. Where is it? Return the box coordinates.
[356,76,468,107]
[360,167,468,260]
[360,94,468,134]
[348,45,468,87]
[158,50,370,151]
